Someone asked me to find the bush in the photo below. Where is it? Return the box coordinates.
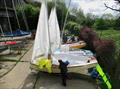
[112,49,120,89]
[79,26,99,53]
[79,26,117,77]
[95,39,116,77]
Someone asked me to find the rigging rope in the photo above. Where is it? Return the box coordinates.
[11,0,21,29]
[0,25,7,42]
[61,0,72,44]
[0,25,4,36]
[3,0,13,36]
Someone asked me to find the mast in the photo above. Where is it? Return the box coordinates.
[11,0,21,29]
[3,0,13,36]
[0,25,4,36]
[18,0,29,31]
[61,0,71,44]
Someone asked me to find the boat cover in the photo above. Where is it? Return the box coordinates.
[3,29,30,37]
[52,49,97,67]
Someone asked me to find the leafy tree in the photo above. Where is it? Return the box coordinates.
[102,13,115,19]
[17,3,40,31]
[17,0,68,31]
[94,18,107,30]
[55,1,67,30]
[75,9,86,25]
[104,0,120,31]
[70,8,86,25]
[83,13,96,27]
[114,17,120,30]
[66,21,80,36]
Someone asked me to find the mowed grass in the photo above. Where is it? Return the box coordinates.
[96,29,120,47]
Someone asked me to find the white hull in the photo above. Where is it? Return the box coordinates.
[30,62,97,75]
[0,34,31,41]
[30,50,97,75]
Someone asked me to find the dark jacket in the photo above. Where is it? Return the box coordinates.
[59,61,69,73]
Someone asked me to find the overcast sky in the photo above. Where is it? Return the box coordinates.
[65,0,119,16]
[34,0,119,16]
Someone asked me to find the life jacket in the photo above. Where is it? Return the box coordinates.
[36,57,52,73]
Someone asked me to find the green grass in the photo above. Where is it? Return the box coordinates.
[96,29,120,47]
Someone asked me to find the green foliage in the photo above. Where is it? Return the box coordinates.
[71,8,86,25]
[17,3,40,30]
[112,49,120,89]
[89,13,119,30]
[15,0,120,33]
[56,1,67,30]
[96,29,120,47]
[66,21,80,36]
[113,17,120,30]
[16,1,67,31]
[94,18,108,30]
[83,13,96,27]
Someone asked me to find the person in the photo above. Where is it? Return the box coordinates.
[58,60,69,86]
[71,36,75,42]
[63,34,68,43]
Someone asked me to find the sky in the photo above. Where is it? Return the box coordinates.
[33,0,119,16]
[65,0,119,16]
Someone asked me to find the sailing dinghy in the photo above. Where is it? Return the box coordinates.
[31,1,97,75]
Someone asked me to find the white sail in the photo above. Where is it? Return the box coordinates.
[31,1,50,64]
[49,7,60,53]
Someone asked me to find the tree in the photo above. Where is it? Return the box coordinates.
[102,13,115,19]
[70,8,96,27]
[16,0,68,31]
[83,13,96,27]
[102,14,115,30]
[66,21,80,36]
[94,18,108,30]
[17,3,40,30]
[75,9,86,25]
[114,17,120,30]
[104,0,120,12]
[93,14,116,30]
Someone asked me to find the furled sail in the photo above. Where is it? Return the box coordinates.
[31,1,50,64]
[49,7,60,53]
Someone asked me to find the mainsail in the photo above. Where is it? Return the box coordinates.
[31,1,50,64]
[49,7,60,53]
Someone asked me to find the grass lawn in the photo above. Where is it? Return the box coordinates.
[96,29,120,47]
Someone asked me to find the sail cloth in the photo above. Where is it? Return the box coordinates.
[31,1,50,64]
[49,7,61,53]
